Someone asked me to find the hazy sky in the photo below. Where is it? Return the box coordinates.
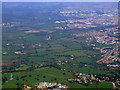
[2,0,120,2]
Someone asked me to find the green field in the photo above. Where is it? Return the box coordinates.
[2,67,73,88]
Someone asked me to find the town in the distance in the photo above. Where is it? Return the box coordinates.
[2,2,120,89]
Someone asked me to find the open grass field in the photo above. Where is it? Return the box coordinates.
[97,81,113,88]
[2,67,73,88]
